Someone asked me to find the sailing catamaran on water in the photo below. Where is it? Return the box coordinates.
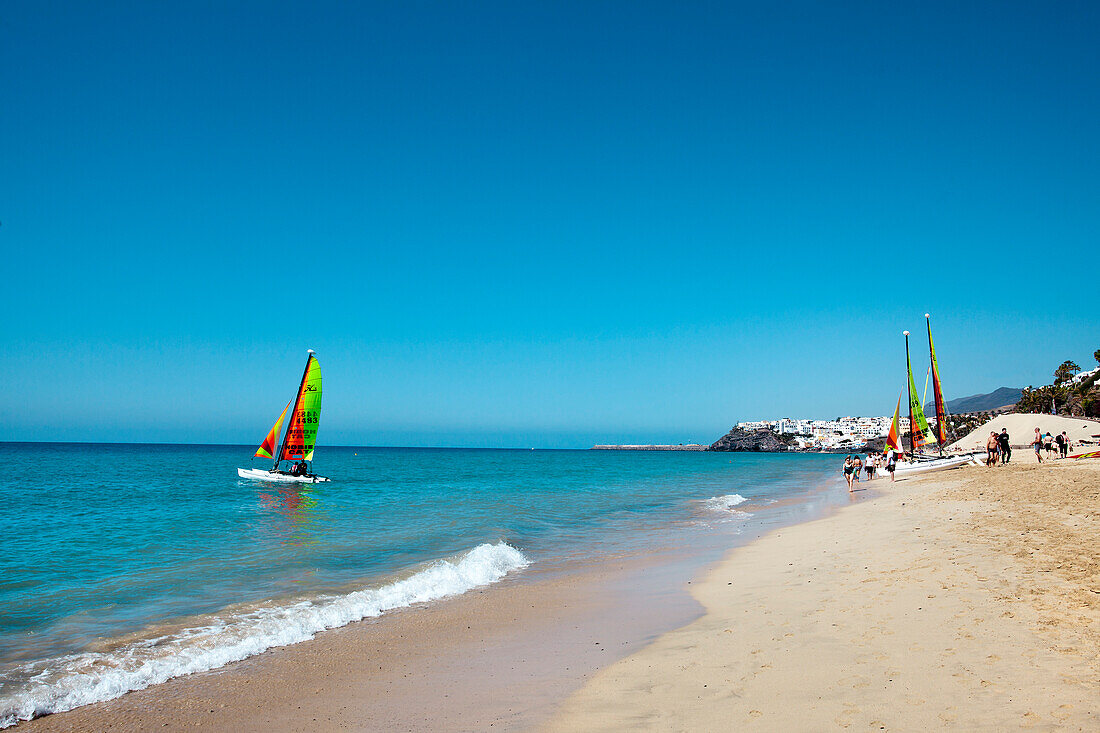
[238,350,331,484]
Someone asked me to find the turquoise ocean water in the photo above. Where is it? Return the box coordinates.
[0,443,841,726]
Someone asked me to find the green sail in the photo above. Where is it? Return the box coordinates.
[280,355,323,462]
[907,351,938,449]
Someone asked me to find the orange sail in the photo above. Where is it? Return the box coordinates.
[254,401,291,459]
[884,394,902,454]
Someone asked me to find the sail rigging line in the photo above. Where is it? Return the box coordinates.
[273,350,316,472]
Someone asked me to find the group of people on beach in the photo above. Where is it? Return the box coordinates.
[842,450,898,491]
[983,428,1012,467]
[983,427,1072,466]
[1030,428,1071,463]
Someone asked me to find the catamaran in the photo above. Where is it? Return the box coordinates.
[238,350,330,484]
[889,319,980,476]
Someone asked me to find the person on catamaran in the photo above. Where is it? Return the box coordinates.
[289,461,308,476]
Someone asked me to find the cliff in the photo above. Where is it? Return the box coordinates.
[708,427,789,452]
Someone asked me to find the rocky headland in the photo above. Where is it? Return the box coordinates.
[707,427,789,452]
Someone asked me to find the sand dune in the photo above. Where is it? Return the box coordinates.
[948,413,1100,451]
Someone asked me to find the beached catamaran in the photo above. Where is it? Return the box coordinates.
[891,320,977,475]
[238,350,330,484]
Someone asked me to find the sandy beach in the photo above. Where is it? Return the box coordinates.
[547,459,1099,731]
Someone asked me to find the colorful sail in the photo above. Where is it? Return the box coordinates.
[905,331,938,452]
[254,401,291,459]
[280,354,322,462]
[884,394,902,454]
[926,315,948,444]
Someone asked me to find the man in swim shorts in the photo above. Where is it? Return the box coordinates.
[1031,428,1043,463]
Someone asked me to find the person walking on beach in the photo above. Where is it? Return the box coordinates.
[1032,428,1044,463]
[1060,431,1070,458]
[986,432,999,467]
[851,454,862,485]
[998,429,1011,465]
[1044,431,1055,459]
[842,455,855,490]
[886,448,898,482]
[865,452,876,480]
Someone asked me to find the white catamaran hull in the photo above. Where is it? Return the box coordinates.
[893,453,980,476]
[237,468,330,484]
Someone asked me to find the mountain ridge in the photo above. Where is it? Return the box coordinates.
[926,386,1023,415]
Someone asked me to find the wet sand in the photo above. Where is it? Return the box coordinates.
[546,459,1099,730]
[19,550,703,732]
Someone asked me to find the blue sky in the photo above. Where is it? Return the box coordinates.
[2,1,1097,447]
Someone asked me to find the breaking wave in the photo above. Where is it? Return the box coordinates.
[701,493,749,514]
[0,542,528,728]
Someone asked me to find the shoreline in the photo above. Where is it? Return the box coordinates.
[15,466,852,731]
[545,460,1100,730]
[27,457,1096,730]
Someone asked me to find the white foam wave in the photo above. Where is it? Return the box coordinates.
[701,493,749,513]
[0,542,528,728]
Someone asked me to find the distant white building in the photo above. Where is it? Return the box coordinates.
[736,412,916,448]
[1071,367,1099,385]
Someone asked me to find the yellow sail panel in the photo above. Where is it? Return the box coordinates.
[907,357,938,449]
[255,401,291,459]
[281,355,322,462]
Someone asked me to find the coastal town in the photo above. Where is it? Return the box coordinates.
[592,416,915,452]
[734,415,909,450]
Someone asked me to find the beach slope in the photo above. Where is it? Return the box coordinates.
[546,461,1099,730]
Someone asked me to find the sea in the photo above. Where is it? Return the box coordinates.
[0,443,846,727]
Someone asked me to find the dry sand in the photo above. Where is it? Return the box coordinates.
[545,459,1099,731]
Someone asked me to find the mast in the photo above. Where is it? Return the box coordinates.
[926,313,949,451]
[905,331,917,456]
[273,349,315,471]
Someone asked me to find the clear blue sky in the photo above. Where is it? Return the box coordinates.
[2,1,1097,447]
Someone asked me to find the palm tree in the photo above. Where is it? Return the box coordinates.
[1054,360,1081,385]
